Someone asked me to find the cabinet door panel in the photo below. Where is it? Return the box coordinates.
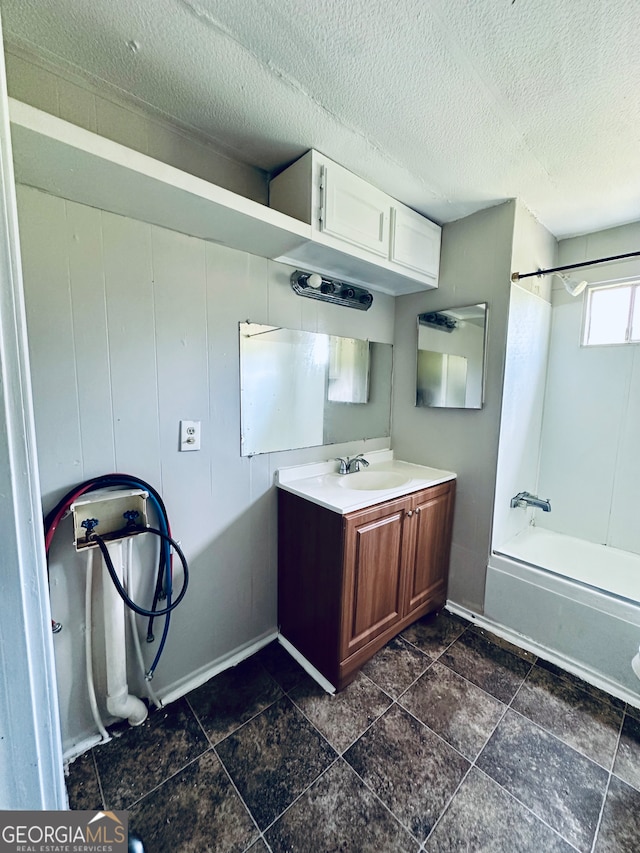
[406,485,453,613]
[390,206,441,279]
[320,163,390,257]
[342,505,405,657]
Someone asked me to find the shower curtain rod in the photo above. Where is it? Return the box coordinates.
[511,249,640,282]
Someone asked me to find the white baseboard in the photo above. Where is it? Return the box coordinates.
[63,732,110,765]
[446,600,640,711]
[158,629,279,708]
[277,635,336,694]
[63,629,279,764]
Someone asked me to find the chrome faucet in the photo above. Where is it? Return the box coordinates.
[510,491,551,512]
[335,454,370,474]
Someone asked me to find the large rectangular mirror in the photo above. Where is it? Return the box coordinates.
[416,304,488,409]
[239,323,393,455]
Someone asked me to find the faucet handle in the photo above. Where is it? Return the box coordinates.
[335,457,349,474]
[347,454,370,473]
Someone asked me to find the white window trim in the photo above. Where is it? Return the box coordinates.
[581,276,640,348]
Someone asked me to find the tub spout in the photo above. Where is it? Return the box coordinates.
[510,491,551,512]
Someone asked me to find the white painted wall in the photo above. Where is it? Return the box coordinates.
[392,201,516,613]
[536,222,640,555]
[16,185,394,755]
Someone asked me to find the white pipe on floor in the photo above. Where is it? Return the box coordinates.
[125,537,162,710]
[102,539,147,726]
[85,549,109,743]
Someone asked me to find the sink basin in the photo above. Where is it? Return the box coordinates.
[337,470,410,491]
[276,452,456,513]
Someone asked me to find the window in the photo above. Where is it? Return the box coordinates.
[583,281,640,346]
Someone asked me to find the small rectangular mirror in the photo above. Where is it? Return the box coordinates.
[416,304,488,409]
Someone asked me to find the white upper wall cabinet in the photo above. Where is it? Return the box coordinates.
[269,150,441,296]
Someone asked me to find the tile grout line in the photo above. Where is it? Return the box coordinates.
[256,755,343,839]
[259,621,617,850]
[410,623,623,774]
[588,704,627,852]
[90,749,107,811]
[416,637,585,851]
[470,676,585,853]
[341,747,431,847]
[102,689,273,850]
[285,670,394,757]
[121,747,213,812]
[207,682,343,842]
[209,741,267,852]
[420,649,521,850]
[268,670,435,844]
[188,663,344,851]
[466,648,618,851]
[185,664,286,749]
[362,624,531,849]
[504,702,620,775]
[472,656,589,852]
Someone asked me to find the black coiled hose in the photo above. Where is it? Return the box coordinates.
[90,525,189,618]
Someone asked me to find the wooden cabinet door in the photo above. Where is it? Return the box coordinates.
[341,498,407,659]
[403,482,455,615]
[320,162,390,257]
[390,206,441,279]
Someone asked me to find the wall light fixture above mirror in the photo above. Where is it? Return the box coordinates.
[416,303,488,409]
[290,270,374,310]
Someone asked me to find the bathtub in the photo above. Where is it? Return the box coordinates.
[457,526,640,707]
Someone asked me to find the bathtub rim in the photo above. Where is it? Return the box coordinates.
[489,548,640,625]
[493,526,640,606]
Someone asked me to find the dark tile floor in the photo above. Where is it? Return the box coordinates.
[66,610,640,852]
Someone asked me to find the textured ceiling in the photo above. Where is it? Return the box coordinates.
[2,0,639,238]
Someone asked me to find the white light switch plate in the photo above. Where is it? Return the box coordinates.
[179,420,201,451]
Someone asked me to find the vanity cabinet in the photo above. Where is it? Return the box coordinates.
[269,149,441,297]
[278,479,455,690]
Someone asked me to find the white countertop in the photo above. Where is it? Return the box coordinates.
[276,450,456,514]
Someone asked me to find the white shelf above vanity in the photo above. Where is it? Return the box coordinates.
[8,101,441,297]
[8,99,311,260]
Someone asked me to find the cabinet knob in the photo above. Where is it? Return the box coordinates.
[406,510,413,518]
[415,507,421,514]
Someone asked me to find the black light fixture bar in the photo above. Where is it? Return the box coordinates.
[511,250,640,282]
[290,270,373,311]
[418,311,457,332]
